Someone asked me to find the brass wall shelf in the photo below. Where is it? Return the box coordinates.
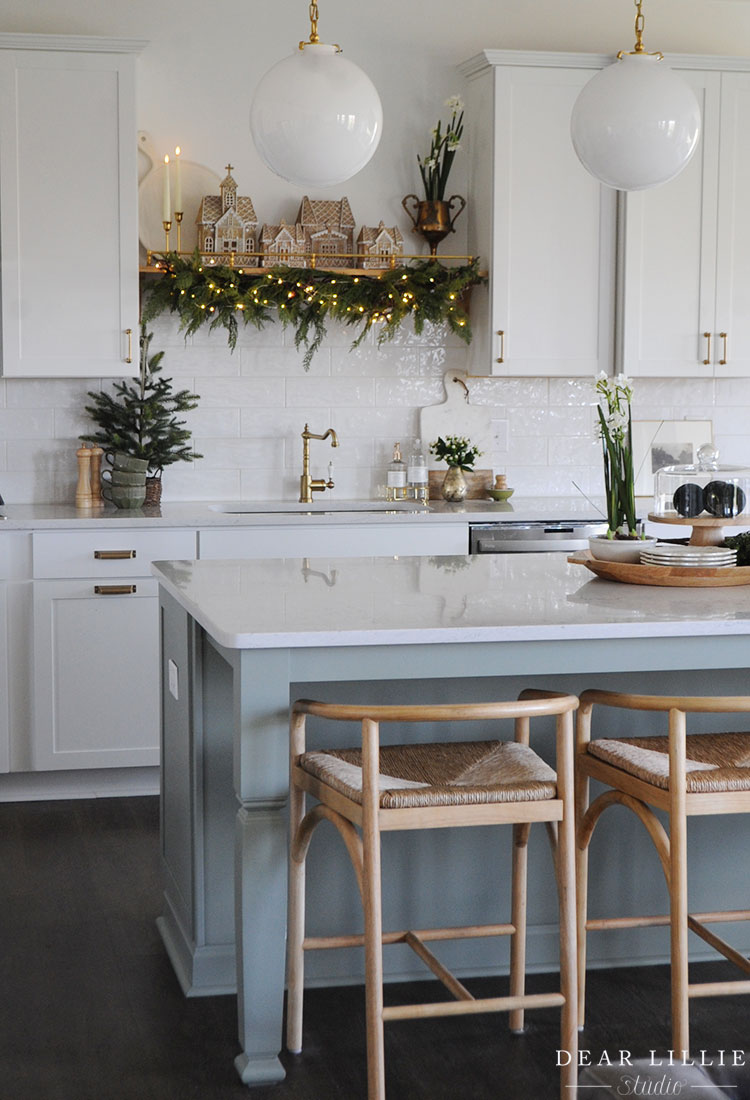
[142,249,478,276]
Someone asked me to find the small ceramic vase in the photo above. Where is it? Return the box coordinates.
[442,466,467,502]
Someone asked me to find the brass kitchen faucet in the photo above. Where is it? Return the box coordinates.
[299,424,339,503]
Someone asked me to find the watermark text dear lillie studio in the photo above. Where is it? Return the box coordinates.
[559,1048,748,1096]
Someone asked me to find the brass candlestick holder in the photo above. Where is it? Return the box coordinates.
[174,211,183,253]
[163,219,172,252]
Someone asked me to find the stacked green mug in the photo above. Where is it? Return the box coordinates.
[101,452,149,509]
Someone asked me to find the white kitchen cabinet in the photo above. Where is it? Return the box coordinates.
[459,51,617,377]
[0,34,145,377]
[198,520,469,559]
[620,61,750,378]
[30,528,195,770]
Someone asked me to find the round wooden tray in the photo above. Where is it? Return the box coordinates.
[568,550,750,587]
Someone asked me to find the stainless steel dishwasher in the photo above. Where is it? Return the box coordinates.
[469,519,607,554]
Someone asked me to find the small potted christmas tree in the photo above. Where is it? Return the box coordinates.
[81,325,201,505]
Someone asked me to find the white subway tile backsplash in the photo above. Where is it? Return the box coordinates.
[374,378,443,407]
[548,378,593,406]
[54,409,95,440]
[6,378,92,409]
[331,344,421,377]
[196,376,285,408]
[242,346,331,377]
[5,310,750,504]
[548,435,601,466]
[183,407,241,437]
[162,464,241,500]
[286,377,374,408]
[196,437,285,470]
[493,378,549,405]
[163,344,240,377]
[0,408,56,440]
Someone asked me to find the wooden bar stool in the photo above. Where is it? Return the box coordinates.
[576,690,750,1055]
[287,690,579,1100]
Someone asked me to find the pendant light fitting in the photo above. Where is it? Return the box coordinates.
[570,0,701,192]
[250,0,383,190]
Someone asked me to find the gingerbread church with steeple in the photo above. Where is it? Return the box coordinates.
[195,165,258,262]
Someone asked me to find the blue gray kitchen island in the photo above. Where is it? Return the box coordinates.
[151,551,750,1086]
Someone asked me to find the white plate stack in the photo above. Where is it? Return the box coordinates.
[640,543,738,568]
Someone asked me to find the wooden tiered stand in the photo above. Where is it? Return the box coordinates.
[648,511,748,546]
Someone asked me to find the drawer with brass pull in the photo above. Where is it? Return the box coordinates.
[32,529,196,579]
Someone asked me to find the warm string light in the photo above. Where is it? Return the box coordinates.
[143,254,482,369]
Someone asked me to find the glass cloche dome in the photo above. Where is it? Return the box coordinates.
[653,445,750,520]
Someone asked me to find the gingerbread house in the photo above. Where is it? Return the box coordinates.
[260,221,308,267]
[196,165,258,262]
[296,196,355,267]
[356,221,404,269]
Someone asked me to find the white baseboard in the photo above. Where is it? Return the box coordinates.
[0,766,159,801]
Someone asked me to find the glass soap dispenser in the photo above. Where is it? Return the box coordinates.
[386,442,407,501]
[407,439,429,503]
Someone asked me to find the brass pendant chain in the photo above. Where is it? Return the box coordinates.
[617,0,663,60]
[307,1,320,44]
[633,0,645,53]
[299,1,339,51]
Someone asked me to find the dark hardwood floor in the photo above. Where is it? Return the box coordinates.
[0,796,748,1100]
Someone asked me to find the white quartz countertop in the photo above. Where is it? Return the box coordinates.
[0,496,608,530]
[151,551,750,650]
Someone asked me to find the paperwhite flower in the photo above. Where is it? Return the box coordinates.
[445,95,464,112]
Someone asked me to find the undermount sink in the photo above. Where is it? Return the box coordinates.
[209,501,428,515]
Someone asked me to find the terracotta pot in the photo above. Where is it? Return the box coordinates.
[401,194,466,256]
[441,466,467,502]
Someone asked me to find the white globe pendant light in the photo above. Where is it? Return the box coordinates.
[570,0,701,191]
[250,2,382,189]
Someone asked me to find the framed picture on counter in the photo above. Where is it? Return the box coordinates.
[632,419,714,497]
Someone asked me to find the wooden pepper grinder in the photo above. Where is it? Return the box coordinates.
[88,444,103,506]
[75,444,93,508]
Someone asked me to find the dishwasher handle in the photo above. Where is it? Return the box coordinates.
[473,537,592,554]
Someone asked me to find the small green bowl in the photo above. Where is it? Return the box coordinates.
[487,488,514,502]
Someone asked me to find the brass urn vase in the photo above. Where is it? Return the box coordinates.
[441,465,468,502]
[402,194,466,256]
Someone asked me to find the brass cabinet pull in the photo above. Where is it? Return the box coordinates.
[94,549,137,560]
[496,329,505,364]
[720,331,728,366]
[125,328,133,364]
[703,331,711,366]
[94,584,137,595]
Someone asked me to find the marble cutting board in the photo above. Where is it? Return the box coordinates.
[419,370,494,465]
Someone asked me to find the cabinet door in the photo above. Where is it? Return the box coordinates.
[0,47,139,376]
[466,63,616,376]
[714,72,750,377]
[620,70,722,378]
[32,578,160,770]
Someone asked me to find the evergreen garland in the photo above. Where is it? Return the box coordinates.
[141,252,485,371]
[81,325,201,478]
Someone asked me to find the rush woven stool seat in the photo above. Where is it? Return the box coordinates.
[576,690,750,1055]
[287,691,579,1100]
